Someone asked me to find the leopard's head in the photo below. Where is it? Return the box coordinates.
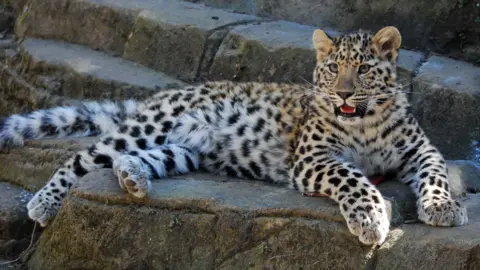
[312,27,403,126]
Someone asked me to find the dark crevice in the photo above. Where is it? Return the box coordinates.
[194,19,269,82]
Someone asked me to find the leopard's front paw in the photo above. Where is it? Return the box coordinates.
[26,189,62,227]
[340,196,390,245]
[418,198,468,227]
[113,155,152,198]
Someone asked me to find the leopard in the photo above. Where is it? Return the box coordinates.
[0,26,467,245]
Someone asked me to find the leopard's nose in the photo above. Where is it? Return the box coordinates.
[337,91,354,100]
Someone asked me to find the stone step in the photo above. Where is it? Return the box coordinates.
[184,0,480,65]
[0,182,38,261]
[0,37,185,116]
[14,0,258,81]
[25,168,480,269]
[411,56,480,160]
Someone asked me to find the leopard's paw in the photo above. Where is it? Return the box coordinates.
[113,155,152,198]
[418,198,468,227]
[340,197,390,245]
[26,188,62,227]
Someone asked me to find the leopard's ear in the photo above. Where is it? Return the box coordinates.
[312,29,334,62]
[372,26,402,62]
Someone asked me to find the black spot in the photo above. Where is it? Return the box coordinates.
[347,178,358,187]
[254,119,266,133]
[228,113,240,125]
[59,179,68,187]
[372,195,380,204]
[119,125,128,133]
[352,192,361,198]
[73,155,88,176]
[315,164,325,172]
[237,125,247,136]
[249,161,262,178]
[169,93,182,103]
[136,138,148,149]
[328,177,341,187]
[154,112,166,122]
[339,185,350,193]
[303,156,314,164]
[93,154,113,167]
[103,137,113,145]
[130,126,141,137]
[419,172,429,179]
[242,140,250,157]
[172,105,185,117]
[239,166,255,179]
[337,169,349,177]
[164,157,176,172]
[155,135,166,145]
[324,188,332,196]
[145,125,155,135]
[114,139,128,152]
[136,114,148,123]
[161,121,173,133]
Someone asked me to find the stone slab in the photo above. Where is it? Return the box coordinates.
[184,0,256,14]
[209,20,423,84]
[21,38,185,90]
[26,169,480,269]
[0,38,184,116]
[253,0,479,64]
[121,0,258,81]
[0,182,36,259]
[15,0,139,55]
[411,56,480,160]
[0,138,98,192]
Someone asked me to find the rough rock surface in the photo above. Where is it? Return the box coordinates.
[14,0,258,81]
[0,182,36,259]
[121,0,257,81]
[0,38,184,116]
[0,139,98,192]
[411,56,480,160]
[25,169,480,270]
[184,0,480,64]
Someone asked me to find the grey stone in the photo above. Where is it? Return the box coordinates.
[0,138,98,192]
[184,0,256,14]
[15,0,138,55]
[0,39,15,50]
[0,38,184,116]
[26,169,480,269]
[121,0,257,81]
[21,38,185,90]
[209,20,423,84]
[375,194,480,270]
[0,182,36,259]
[411,56,480,160]
[209,20,325,83]
[253,0,479,64]
[447,160,480,196]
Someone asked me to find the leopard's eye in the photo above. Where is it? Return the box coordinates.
[328,63,338,73]
[358,64,371,74]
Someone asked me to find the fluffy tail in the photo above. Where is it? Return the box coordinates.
[0,100,138,149]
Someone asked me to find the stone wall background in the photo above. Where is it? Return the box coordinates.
[186,0,480,65]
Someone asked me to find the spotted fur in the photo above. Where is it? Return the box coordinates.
[1,27,467,245]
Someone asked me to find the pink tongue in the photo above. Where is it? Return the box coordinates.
[340,105,355,113]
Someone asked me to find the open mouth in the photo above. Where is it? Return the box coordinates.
[334,104,363,118]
